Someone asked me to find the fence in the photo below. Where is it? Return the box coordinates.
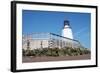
[22,33,83,50]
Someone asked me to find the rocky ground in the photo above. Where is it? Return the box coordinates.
[22,54,91,63]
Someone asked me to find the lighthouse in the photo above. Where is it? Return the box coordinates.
[62,20,73,39]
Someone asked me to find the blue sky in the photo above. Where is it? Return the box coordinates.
[22,10,91,49]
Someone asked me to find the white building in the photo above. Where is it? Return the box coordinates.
[22,20,82,50]
[62,20,73,39]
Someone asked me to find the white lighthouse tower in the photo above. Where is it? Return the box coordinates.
[62,20,73,39]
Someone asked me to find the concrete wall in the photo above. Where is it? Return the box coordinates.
[23,39,49,50]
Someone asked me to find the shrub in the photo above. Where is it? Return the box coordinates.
[22,47,90,57]
[51,48,59,56]
[22,49,26,56]
[24,50,35,56]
